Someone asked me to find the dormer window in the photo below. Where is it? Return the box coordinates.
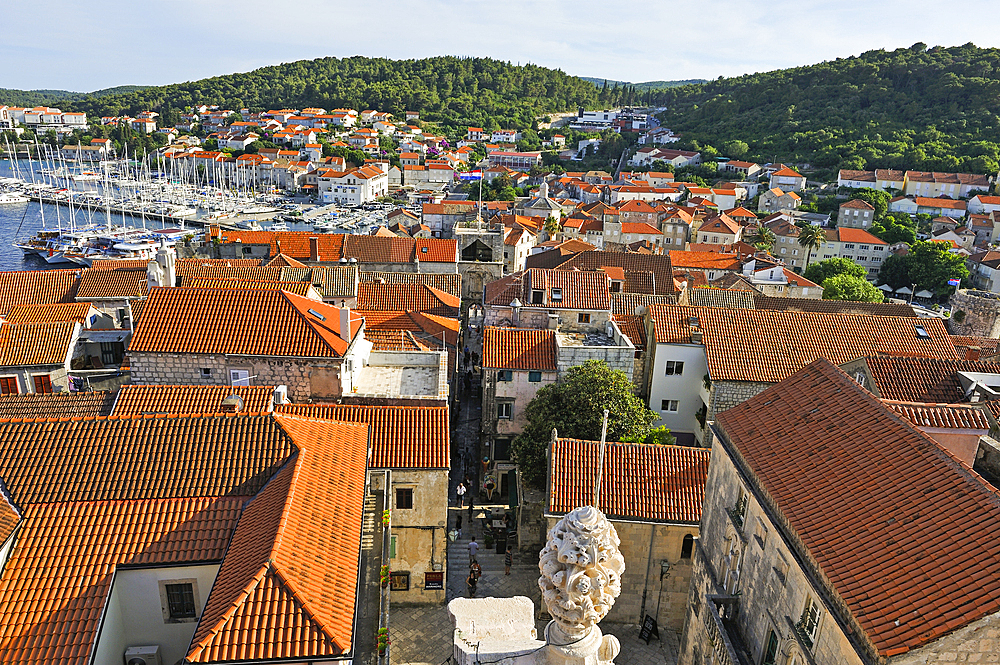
[531,290,544,305]
[551,288,563,302]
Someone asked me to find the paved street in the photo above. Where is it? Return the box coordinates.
[389,320,678,665]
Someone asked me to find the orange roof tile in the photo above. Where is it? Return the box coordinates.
[0,391,115,419]
[715,360,1000,656]
[111,384,276,415]
[772,166,803,178]
[620,222,662,235]
[76,267,148,299]
[482,327,557,371]
[834,227,888,244]
[859,356,1000,402]
[668,250,741,271]
[882,399,993,429]
[0,321,76,366]
[0,270,80,317]
[549,438,709,523]
[183,277,316,296]
[486,268,611,311]
[263,252,308,268]
[649,305,959,383]
[5,302,92,324]
[915,196,967,210]
[357,283,459,317]
[274,404,448,468]
[130,288,361,358]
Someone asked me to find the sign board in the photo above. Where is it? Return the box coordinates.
[639,614,659,644]
[390,571,410,591]
[424,572,444,590]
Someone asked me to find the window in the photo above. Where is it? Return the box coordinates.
[664,360,684,375]
[0,376,17,395]
[843,243,855,249]
[680,534,694,559]
[798,596,822,647]
[165,583,196,620]
[773,556,790,585]
[100,342,118,367]
[578,313,590,324]
[497,370,513,382]
[661,399,679,412]
[609,281,622,293]
[528,371,542,382]
[531,289,544,304]
[762,630,779,665]
[497,401,513,419]
[389,535,397,558]
[242,246,253,255]
[158,578,200,623]
[723,537,743,594]
[200,368,212,377]
[32,375,52,394]
[732,489,748,529]
[551,287,563,301]
[754,518,768,548]
[859,244,869,251]
[854,371,866,387]
[395,487,414,509]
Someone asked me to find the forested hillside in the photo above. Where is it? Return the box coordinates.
[654,43,1000,175]
[0,85,148,109]
[4,57,631,134]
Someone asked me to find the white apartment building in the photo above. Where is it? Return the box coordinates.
[317,164,389,206]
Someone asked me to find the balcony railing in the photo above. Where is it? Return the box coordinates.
[705,595,748,665]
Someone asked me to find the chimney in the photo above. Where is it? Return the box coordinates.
[310,237,320,262]
[220,394,244,414]
[966,346,982,362]
[339,306,352,341]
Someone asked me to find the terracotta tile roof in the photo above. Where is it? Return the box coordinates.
[0,270,80,316]
[668,250,741,271]
[111,384,276,415]
[860,356,1000,402]
[613,315,646,349]
[0,413,368,664]
[5,302,92,324]
[914,196,967,210]
[840,198,875,210]
[340,235,457,264]
[75,267,148,299]
[0,490,18,546]
[0,392,115,419]
[483,327,557,371]
[882,400,994,429]
[262,252,308,268]
[620,222,662,235]
[178,264,284,282]
[130,288,361,358]
[752,294,916,317]
[365,328,431,351]
[833,227,888,244]
[0,321,76,366]
[772,166,803,178]
[689,288,755,309]
[649,305,959,383]
[552,251,676,296]
[188,414,368,662]
[217,231,347,261]
[183,277,316,296]
[549,438,710,523]
[611,292,676,317]
[715,360,1000,656]
[357,283,460,317]
[281,265,359,299]
[699,213,742,235]
[275,404,449,468]
[950,335,1000,358]
[485,268,611,311]
[359,271,461,297]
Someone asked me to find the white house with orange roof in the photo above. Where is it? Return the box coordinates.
[769,165,807,192]
[466,127,486,141]
[758,187,801,213]
[816,227,890,278]
[317,164,389,205]
[968,194,1000,215]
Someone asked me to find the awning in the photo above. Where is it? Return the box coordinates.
[878,284,894,292]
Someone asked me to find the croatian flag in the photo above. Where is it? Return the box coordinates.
[948,278,961,286]
[458,170,482,181]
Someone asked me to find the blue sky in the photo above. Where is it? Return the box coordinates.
[2,0,998,92]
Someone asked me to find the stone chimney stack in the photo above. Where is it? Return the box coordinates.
[339,306,352,341]
[310,237,320,262]
[147,238,176,289]
[966,346,982,362]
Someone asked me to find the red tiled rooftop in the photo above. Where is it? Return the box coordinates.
[716,360,1000,655]
[0,270,80,317]
[0,321,76,366]
[111,384,277,415]
[482,327,557,371]
[549,438,709,523]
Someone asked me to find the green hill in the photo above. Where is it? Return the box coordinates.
[580,77,707,90]
[653,43,1000,176]
[0,85,149,108]
[6,57,632,134]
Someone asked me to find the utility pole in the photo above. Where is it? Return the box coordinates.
[592,409,610,510]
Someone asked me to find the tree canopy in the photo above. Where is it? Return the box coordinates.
[879,239,969,297]
[654,43,1000,177]
[821,273,885,302]
[804,257,867,284]
[511,360,661,488]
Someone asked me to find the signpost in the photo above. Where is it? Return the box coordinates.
[639,614,659,644]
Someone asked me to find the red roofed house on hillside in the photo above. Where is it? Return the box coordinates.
[680,359,1000,665]
[695,213,743,245]
[0,412,374,665]
[768,165,807,192]
[128,287,370,401]
[643,304,957,445]
[548,438,709,631]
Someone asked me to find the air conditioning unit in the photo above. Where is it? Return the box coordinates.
[124,645,161,665]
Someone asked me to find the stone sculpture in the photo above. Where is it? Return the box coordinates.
[539,505,625,664]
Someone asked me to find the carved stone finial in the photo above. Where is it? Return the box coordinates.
[538,505,625,643]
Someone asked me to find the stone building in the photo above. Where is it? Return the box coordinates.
[948,289,1000,337]
[127,287,370,401]
[643,304,959,446]
[547,437,709,632]
[0,320,82,394]
[679,359,1000,665]
[484,268,614,333]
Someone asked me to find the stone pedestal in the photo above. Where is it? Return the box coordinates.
[545,621,620,665]
[448,597,545,665]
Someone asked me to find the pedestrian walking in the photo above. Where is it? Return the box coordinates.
[456,481,467,508]
[468,536,479,563]
[471,560,482,581]
[468,493,475,520]
[504,545,513,575]
[466,569,478,597]
[455,513,463,538]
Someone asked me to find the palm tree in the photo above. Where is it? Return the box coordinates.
[543,216,561,239]
[745,226,776,251]
[797,224,827,271]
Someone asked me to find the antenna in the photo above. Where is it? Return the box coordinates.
[593,409,609,509]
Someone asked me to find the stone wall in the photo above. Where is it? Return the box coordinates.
[128,351,338,402]
[948,289,1000,338]
[709,380,773,419]
[890,612,1000,664]
[387,468,449,605]
[555,343,634,380]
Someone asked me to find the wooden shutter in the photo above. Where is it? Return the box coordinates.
[33,375,53,394]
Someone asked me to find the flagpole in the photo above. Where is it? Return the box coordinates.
[593,409,609,510]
